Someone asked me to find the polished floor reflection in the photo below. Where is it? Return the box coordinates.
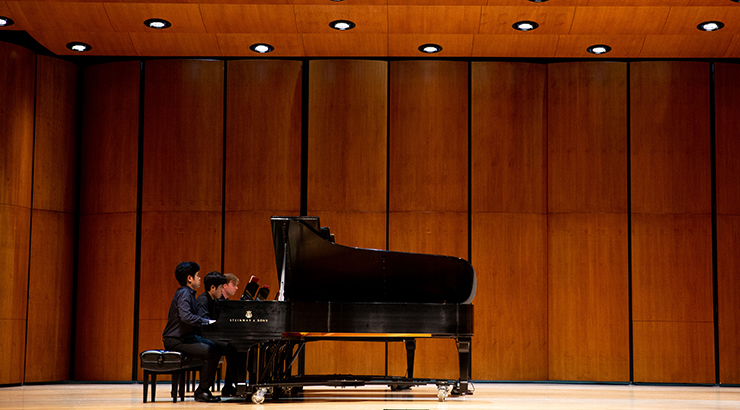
[0,382,738,409]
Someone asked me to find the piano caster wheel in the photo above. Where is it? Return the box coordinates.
[252,388,267,404]
[437,385,452,402]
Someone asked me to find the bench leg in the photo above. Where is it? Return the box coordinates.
[180,370,186,401]
[171,372,179,403]
[143,371,149,403]
[151,373,157,402]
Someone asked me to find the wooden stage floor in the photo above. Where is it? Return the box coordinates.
[1,382,739,410]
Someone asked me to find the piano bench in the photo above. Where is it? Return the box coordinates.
[140,350,203,403]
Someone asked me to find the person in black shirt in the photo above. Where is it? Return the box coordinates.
[196,271,227,320]
[162,261,222,403]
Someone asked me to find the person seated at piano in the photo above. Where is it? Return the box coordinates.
[196,271,241,397]
[162,261,222,403]
[196,271,227,319]
[220,273,240,300]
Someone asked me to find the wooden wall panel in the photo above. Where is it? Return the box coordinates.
[715,63,740,384]
[223,60,302,295]
[75,213,137,381]
[389,60,468,213]
[471,62,547,381]
[0,42,35,209]
[471,62,546,214]
[32,55,79,214]
[715,63,740,215]
[25,55,78,383]
[25,211,75,382]
[142,59,224,213]
[0,42,34,385]
[717,215,740,384]
[631,214,713,383]
[138,59,224,378]
[630,61,711,214]
[548,62,628,213]
[225,60,302,213]
[471,213,547,380]
[79,61,140,215]
[632,214,713,322]
[388,60,468,380]
[305,60,388,375]
[548,213,629,382]
[633,321,715,384]
[630,61,714,384]
[308,60,387,213]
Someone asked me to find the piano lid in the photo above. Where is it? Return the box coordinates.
[271,216,476,304]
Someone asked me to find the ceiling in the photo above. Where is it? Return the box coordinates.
[2,0,740,58]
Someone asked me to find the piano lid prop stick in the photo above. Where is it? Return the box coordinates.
[278,223,288,301]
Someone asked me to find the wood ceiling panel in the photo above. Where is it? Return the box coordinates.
[389,0,486,4]
[662,7,740,35]
[388,6,482,34]
[129,32,221,56]
[7,1,114,31]
[479,6,575,34]
[303,33,388,55]
[104,3,206,33]
[554,34,645,57]
[29,31,136,55]
[472,34,559,56]
[570,7,670,35]
[486,0,588,5]
[217,33,305,55]
[291,0,387,4]
[585,0,688,4]
[389,34,473,56]
[200,4,298,33]
[294,5,388,33]
[640,34,732,57]
[722,35,740,57]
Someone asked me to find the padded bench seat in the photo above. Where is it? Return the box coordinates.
[140,350,203,403]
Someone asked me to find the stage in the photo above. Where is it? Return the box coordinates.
[0,382,738,409]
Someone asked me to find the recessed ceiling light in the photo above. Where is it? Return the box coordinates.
[0,16,15,27]
[418,43,443,54]
[144,18,172,30]
[587,44,611,55]
[513,21,539,31]
[250,43,274,54]
[697,21,724,31]
[528,0,549,2]
[66,42,92,53]
[330,20,355,31]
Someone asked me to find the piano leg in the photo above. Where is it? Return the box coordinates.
[404,339,416,379]
[455,337,472,395]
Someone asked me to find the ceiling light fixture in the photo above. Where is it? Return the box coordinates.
[144,18,172,30]
[697,21,724,31]
[66,42,92,52]
[0,16,15,27]
[250,43,274,54]
[513,21,539,31]
[418,43,443,54]
[330,20,355,31]
[587,44,611,55]
[528,0,549,2]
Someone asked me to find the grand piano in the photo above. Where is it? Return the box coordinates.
[202,216,476,403]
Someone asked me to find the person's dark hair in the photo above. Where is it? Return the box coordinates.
[203,271,228,292]
[175,261,201,286]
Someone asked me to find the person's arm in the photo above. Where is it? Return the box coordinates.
[176,290,209,326]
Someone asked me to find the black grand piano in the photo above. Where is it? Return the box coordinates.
[202,216,476,403]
